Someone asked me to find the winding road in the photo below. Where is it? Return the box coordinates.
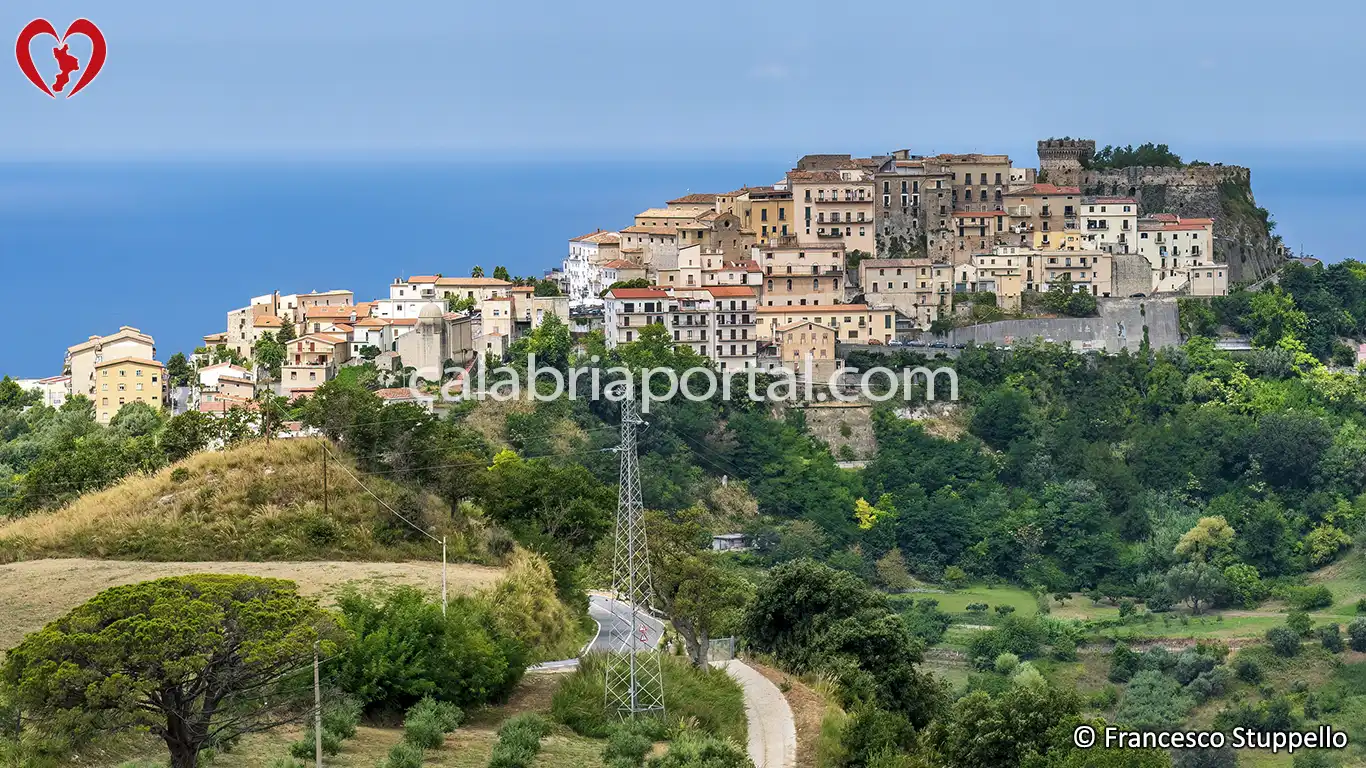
[531,595,797,768]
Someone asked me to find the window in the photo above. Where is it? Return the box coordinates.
[136,383,143,391]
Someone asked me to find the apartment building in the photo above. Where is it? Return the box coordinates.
[789,169,876,254]
[746,187,794,246]
[954,252,1027,312]
[93,356,164,424]
[938,153,1012,213]
[1138,215,1215,289]
[873,154,953,258]
[619,225,679,268]
[951,211,1010,262]
[603,286,759,370]
[1080,197,1139,254]
[758,239,845,307]
[433,276,514,308]
[65,327,157,401]
[757,304,898,344]
[281,333,350,396]
[563,229,621,305]
[768,321,840,381]
[633,207,700,230]
[702,259,762,288]
[1004,184,1082,249]
[858,259,953,329]
[665,193,719,215]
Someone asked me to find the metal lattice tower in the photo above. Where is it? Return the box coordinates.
[604,398,666,719]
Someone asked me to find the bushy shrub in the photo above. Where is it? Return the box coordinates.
[603,722,655,768]
[966,615,1047,668]
[289,728,342,758]
[335,586,525,714]
[1348,619,1366,652]
[1285,585,1334,611]
[965,602,989,613]
[1233,656,1263,683]
[646,732,750,768]
[403,710,448,750]
[381,742,424,768]
[1108,642,1140,683]
[322,696,363,740]
[993,653,1020,675]
[839,707,916,768]
[489,714,551,768]
[1116,671,1192,730]
[1287,611,1313,637]
[408,696,464,733]
[1318,624,1344,653]
[1266,626,1301,657]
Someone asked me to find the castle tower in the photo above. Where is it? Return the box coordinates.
[1037,139,1096,187]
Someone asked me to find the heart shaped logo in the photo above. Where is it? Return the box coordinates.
[15,18,106,98]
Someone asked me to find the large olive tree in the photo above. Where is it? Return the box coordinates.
[3,574,338,768]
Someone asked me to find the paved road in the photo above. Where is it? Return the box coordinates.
[718,660,797,768]
[529,594,667,671]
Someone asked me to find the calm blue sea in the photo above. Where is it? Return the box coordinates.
[0,154,1360,376]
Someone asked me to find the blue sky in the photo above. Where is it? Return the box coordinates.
[4,0,1365,159]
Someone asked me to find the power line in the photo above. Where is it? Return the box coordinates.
[321,444,440,544]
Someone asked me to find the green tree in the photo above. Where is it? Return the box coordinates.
[925,683,1081,768]
[2,575,337,768]
[160,410,217,462]
[447,295,477,313]
[1116,670,1191,730]
[647,507,755,667]
[110,400,165,438]
[1173,516,1235,563]
[254,332,287,380]
[471,265,485,278]
[493,266,511,282]
[1165,561,1226,614]
[0,376,39,409]
[534,280,562,297]
[165,353,193,388]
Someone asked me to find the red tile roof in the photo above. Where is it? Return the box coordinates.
[608,288,669,299]
[667,193,719,204]
[704,286,757,297]
[1013,184,1080,195]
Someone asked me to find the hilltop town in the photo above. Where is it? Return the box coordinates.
[14,138,1296,421]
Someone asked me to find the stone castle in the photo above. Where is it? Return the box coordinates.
[1037,139,1282,283]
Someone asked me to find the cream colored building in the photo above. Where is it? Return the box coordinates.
[433,276,514,310]
[789,169,876,254]
[746,187,795,246]
[94,356,164,424]
[634,207,700,230]
[770,321,839,381]
[665,193,719,215]
[65,327,157,401]
[937,153,1012,212]
[281,333,350,396]
[1004,184,1082,249]
[859,259,953,329]
[757,304,898,344]
[619,226,679,268]
[1138,215,1215,289]
[1080,197,1139,254]
[955,253,1026,312]
[759,239,845,307]
[951,211,1010,262]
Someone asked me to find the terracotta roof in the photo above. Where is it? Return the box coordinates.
[635,207,699,219]
[95,356,163,369]
[67,328,155,355]
[704,286,757,298]
[571,229,620,244]
[435,277,512,287]
[374,388,426,400]
[1084,196,1138,205]
[199,400,260,414]
[787,170,843,183]
[403,275,441,283]
[331,324,354,333]
[1011,184,1080,196]
[776,320,837,333]
[620,225,678,236]
[510,286,534,293]
[608,288,669,299]
[601,259,642,269]
[389,318,419,326]
[203,332,228,343]
[292,333,347,345]
[667,193,719,205]
[253,315,285,327]
[218,375,253,385]
[355,317,389,327]
[304,306,356,319]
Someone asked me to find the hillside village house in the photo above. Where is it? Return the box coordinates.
[563,230,622,305]
[602,285,760,370]
[939,152,1013,213]
[197,362,256,404]
[1080,196,1139,254]
[757,304,898,344]
[743,187,794,246]
[281,333,350,396]
[760,239,845,307]
[17,375,70,409]
[1005,184,1082,250]
[859,259,953,328]
[788,168,876,254]
[768,320,840,381]
[65,327,157,401]
[1138,215,1218,293]
[94,357,165,425]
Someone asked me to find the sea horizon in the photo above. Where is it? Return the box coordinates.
[1,148,1362,376]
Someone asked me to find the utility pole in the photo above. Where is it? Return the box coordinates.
[313,642,323,768]
[604,397,665,720]
[322,442,328,516]
[441,535,448,617]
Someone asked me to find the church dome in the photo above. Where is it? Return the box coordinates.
[418,302,444,324]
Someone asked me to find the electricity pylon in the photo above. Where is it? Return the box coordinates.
[604,397,666,719]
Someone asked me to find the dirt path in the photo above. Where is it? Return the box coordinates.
[0,557,503,651]
[717,659,797,768]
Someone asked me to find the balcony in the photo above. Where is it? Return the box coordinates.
[1008,205,1031,217]
[817,229,844,239]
